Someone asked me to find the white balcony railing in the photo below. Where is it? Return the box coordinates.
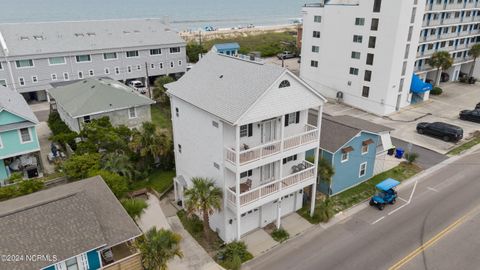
[227,160,315,207]
[225,124,318,165]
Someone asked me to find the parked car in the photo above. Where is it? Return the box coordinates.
[277,51,295,60]
[416,122,463,142]
[460,109,480,123]
[128,80,147,94]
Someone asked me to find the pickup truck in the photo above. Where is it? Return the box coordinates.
[128,80,147,94]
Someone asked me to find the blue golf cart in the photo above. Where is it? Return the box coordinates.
[369,178,400,210]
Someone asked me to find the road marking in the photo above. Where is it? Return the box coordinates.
[388,181,418,216]
[388,204,408,215]
[398,197,408,203]
[371,216,385,225]
[388,207,479,270]
[427,186,439,193]
[407,180,418,203]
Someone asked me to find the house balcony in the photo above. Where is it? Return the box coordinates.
[224,124,318,168]
[226,160,315,212]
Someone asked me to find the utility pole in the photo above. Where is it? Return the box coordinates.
[145,62,152,99]
[199,30,204,60]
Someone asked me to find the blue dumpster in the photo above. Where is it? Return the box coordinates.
[395,148,404,159]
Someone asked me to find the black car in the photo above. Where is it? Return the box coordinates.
[460,109,480,123]
[475,102,480,110]
[416,122,463,142]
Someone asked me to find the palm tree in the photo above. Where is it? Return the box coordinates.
[129,122,172,169]
[427,51,453,86]
[318,158,335,197]
[101,151,135,180]
[184,178,222,239]
[121,198,148,221]
[469,44,480,77]
[135,227,183,270]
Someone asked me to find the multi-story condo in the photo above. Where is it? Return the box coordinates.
[300,0,424,116]
[0,19,186,102]
[415,0,480,83]
[167,52,326,242]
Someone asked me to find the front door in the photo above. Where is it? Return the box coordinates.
[261,120,277,144]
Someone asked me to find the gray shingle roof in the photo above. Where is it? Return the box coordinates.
[166,51,286,124]
[0,86,39,124]
[320,115,392,152]
[0,19,185,57]
[48,78,155,118]
[0,176,141,270]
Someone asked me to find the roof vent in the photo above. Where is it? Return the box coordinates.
[20,36,29,41]
[83,80,87,83]
[91,85,96,89]
[123,30,131,34]
[133,30,140,33]
[86,32,96,36]
[33,35,44,40]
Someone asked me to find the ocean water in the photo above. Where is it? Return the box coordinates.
[1,0,307,30]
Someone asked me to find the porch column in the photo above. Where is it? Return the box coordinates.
[173,178,178,202]
[235,125,242,240]
[276,199,282,229]
[310,105,323,217]
[280,114,285,152]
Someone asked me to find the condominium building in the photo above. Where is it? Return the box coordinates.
[0,19,186,102]
[301,0,480,115]
[167,52,326,242]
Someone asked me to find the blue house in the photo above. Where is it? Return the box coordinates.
[212,42,240,56]
[0,176,142,270]
[317,115,394,196]
[0,86,41,185]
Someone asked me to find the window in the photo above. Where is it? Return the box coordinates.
[150,63,155,69]
[407,26,413,41]
[364,70,372,82]
[285,111,300,126]
[19,128,31,143]
[175,107,179,117]
[115,67,120,74]
[0,62,2,70]
[404,44,410,59]
[240,170,253,178]
[362,144,369,154]
[51,73,57,81]
[212,121,219,128]
[314,15,322,23]
[312,45,320,53]
[401,61,407,76]
[353,35,363,43]
[366,53,374,65]
[282,155,298,164]
[410,7,417,24]
[126,50,139,58]
[355,18,365,25]
[32,76,38,83]
[368,36,376,48]
[78,71,83,79]
[240,124,253,137]
[371,18,379,31]
[311,60,319,67]
[48,57,66,65]
[127,66,132,73]
[103,52,117,60]
[0,79,7,87]
[170,61,174,68]
[178,60,183,66]
[129,107,137,118]
[63,72,69,80]
[136,65,141,71]
[105,68,110,74]
[15,59,34,68]
[0,135,3,149]
[150,48,162,55]
[399,78,405,93]
[359,162,367,177]
[279,80,291,88]
[373,0,382,12]
[159,62,164,69]
[178,144,182,153]
[170,47,181,53]
[349,67,359,75]
[362,86,370,97]
[313,31,321,38]
[341,152,349,162]
[75,55,91,62]
[19,77,25,86]
[65,257,79,270]
[83,115,91,123]
[89,70,94,76]
[351,51,361,59]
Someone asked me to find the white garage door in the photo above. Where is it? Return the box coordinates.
[241,208,260,236]
[281,193,296,215]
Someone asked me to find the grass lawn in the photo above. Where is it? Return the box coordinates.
[447,131,480,155]
[151,104,172,130]
[298,162,422,223]
[129,169,175,194]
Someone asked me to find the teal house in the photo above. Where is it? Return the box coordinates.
[212,42,240,56]
[317,115,393,196]
[0,86,41,185]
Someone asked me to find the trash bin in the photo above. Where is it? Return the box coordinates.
[387,148,395,156]
[395,148,404,159]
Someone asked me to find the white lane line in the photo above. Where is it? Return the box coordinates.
[388,203,408,215]
[372,216,385,225]
[427,186,439,192]
[398,197,408,203]
[407,180,418,203]
[388,180,418,216]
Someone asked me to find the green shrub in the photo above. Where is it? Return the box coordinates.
[0,185,19,201]
[405,152,419,164]
[62,153,101,180]
[271,228,290,243]
[121,198,148,221]
[177,210,203,235]
[17,180,44,195]
[217,241,253,269]
[430,87,443,95]
[88,170,129,198]
[47,112,77,149]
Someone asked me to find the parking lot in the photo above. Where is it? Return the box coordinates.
[325,82,480,154]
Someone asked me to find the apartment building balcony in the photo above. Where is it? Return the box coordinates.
[424,19,442,27]
[465,1,477,9]
[445,3,467,10]
[442,18,462,25]
[225,160,316,212]
[428,3,447,11]
[225,124,319,168]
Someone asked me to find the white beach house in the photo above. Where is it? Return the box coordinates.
[167,52,326,242]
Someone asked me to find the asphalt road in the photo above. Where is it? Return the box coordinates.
[244,149,480,270]
[391,137,448,169]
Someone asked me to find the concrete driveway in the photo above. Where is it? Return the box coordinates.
[325,82,480,154]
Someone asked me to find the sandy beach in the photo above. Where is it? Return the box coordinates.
[180,24,300,42]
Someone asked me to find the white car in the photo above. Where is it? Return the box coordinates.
[128,80,147,94]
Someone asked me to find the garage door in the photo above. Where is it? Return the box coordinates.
[241,208,260,236]
[281,193,296,215]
